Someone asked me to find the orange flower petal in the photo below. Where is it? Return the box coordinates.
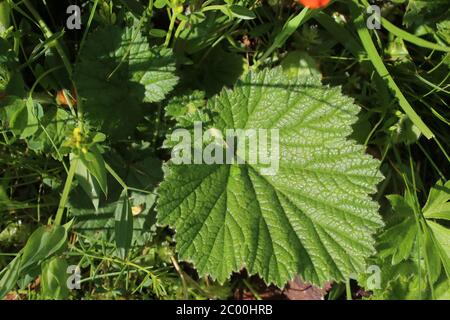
[298,0,331,9]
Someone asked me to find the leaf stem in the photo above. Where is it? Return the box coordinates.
[242,279,262,300]
[105,162,128,191]
[164,8,177,47]
[54,157,78,226]
[345,278,352,300]
[170,255,188,299]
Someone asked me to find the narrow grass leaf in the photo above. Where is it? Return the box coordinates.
[349,3,434,139]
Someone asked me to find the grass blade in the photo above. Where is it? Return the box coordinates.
[349,2,434,139]
[381,18,450,53]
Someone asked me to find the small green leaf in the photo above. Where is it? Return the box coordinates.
[154,0,168,9]
[20,225,67,271]
[379,195,417,264]
[427,220,450,276]
[165,90,209,128]
[229,5,256,20]
[390,113,421,145]
[79,146,108,197]
[9,97,42,138]
[9,99,28,135]
[423,180,450,221]
[0,96,24,124]
[40,257,69,300]
[92,132,106,144]
[149,28,167,38]
[114,189,133,259]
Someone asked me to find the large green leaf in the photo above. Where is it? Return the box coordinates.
[157,67,383,286]
[74,157,102,211]
[74,26,178,137]
[79,146,108,197]
[20,225,67,271]
[114,189,133,260]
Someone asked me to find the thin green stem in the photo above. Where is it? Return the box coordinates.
[22,0,73,76]
[242,279,262,300]
[345,278,352,300]
[54,157,78,225]
[105,162,128,191]
[164,8,178,47]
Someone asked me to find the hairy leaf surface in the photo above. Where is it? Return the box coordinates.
[157,67,383,286]
[74,26,178,136]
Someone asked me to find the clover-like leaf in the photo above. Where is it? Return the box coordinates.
[157,67,383,286]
